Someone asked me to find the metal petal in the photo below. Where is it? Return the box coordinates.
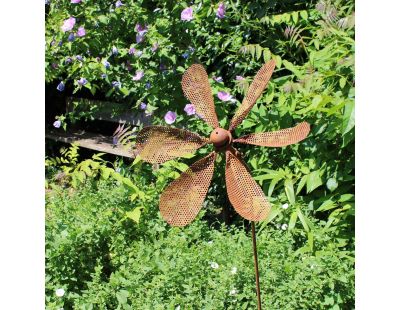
[225,147,271,221]
[234,122,310,147]
[135,126,208,164]
[182,64,219,129]
[229,60,275,131]
[160,152,216,227]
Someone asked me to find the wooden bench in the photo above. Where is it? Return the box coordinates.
[45,97,152,158]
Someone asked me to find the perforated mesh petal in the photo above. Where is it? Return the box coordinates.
[136,126,208,164]
[234,122,310,147]
[159,152,216,227]
[225,147,271,221]
[182,64,219,129]
[229,60,275,131]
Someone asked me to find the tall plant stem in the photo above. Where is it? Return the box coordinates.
[251,221,262,310]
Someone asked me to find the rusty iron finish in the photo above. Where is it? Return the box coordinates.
[234,122,310,147]
[135,61,311,310]
[210,128,232,150]
[159,152,216,227]
[225,147,271,221]
[136,62,310,224]
[135,125,208,164]
[229,60,276,131]
[182,64,220,129]
[252,222,262,310]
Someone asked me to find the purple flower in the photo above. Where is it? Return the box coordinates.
[112,81,121,88]
[103,60,110,69]
[135,24,148,35]
[151,43,159,52]
[181,7,193,21]
[160,63,167,71]
[136,33,145,44]
[164,111,177,124]
[53,120,61,128]
[129,47,136,55]
[145,82,151,89]
[140,102,147,110]
[135,50,143,57]
[112,136,118,145]
[217,91,233,101]
[216,3,226,19]
[61,17,76,32]
[57,82,65,92]
[132,70,144,81]
[112,46,118,55]
[58,41,63,47]
[213,76,223,82]
[52,63,58,69]
[78,77,87,85]
[101,73,107,79]
[75,55,83,61]
[76,26,86,37]
[65,57,72,64]
[235,75,244,80]
[71,0,81,3]
[184,104,196,115]
[115,0,123,8]
[67,33,75,42]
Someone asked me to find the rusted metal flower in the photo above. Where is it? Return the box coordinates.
[136,61,310,227]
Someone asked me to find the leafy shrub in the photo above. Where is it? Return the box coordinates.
[45,0,355,308]
[46,181,354,309]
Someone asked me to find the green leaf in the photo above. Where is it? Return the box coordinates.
[338,194,354,202]
[316,199,337,212]
[126,207,143,224]
[101,167,113,180]
[263,205,282,224]
[288,210,298,230]
[339,77,346,88]
[342,101,355,135]
[307,232,314,252]
[296,175,308,194]
[120,87,130,96]
[272,54,282,68]
[268,177,280,197]
[300,10,308,20]
[98,15,108,24]
[282,60,302,78]
[263,48,271,62]
[306,171,323,193]
[256,45,263,60]
[297,208,309,232]
[116,290,129,305]
[284,178,296,205]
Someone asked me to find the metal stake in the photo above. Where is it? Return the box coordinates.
[251,221,262,310]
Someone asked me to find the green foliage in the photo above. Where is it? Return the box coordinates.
[45,0,355,307]
[46,182,354,309]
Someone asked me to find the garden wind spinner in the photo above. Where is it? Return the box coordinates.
[135,60,310,309]
[136,60,310,226]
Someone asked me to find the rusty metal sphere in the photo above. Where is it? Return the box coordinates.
[210,128,232,149]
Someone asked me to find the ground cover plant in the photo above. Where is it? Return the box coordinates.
[45,0,355,308]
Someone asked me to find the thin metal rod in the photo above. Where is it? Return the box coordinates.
[251,221,262,310]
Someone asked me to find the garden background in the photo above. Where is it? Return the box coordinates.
[45,0,355,309]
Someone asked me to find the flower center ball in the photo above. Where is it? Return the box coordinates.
[210,128,232,149]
